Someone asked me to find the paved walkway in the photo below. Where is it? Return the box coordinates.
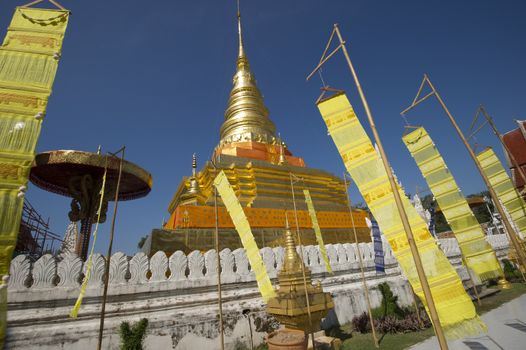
[410,294,526,350]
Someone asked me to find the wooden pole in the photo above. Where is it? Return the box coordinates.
[410,287,425,328]
[343,174,379,348]
[97,147,125,350]
[214,185,226,350]
[402,75,526,280]
[289,173,316,350]
[332,25,449,349]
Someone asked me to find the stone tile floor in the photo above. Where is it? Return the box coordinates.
[410,294,526,350]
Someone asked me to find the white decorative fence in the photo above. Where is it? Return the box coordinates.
[5,234,510,350]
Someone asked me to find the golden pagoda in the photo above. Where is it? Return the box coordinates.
[267,220,334,332]
[142,9,370,255]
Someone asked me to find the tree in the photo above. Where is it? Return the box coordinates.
[420,191,493,233]
[137,235,148,249]
[467,191,493,224]
[421,194,450,233]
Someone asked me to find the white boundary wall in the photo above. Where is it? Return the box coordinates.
[5,234,510,349]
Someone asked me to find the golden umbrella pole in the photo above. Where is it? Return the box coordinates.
[289,173,316,350]
[307,25,449,349]
[343,173,379,348]
[401,75,526,279]
[97,146,125,350]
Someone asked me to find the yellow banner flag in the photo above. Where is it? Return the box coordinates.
[477,147,526,237]
[303,189,332,273]
[213,171,276,301]
[317,93,485,339]
[0,6,70,345]
[0,6,69,277]
[403,127,503,281]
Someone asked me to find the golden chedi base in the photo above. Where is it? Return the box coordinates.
[497,278,512,289]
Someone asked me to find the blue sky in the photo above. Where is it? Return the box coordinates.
[1,0,525,255]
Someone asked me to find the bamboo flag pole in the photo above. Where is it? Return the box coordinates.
[214,185,226,350]
[289,173,316,350]
[343,173,379,348]
[469,106,526,192]
[210,159,225,350]
[307,25,449,349]
[97,146,125,350]
[401,74,526,279]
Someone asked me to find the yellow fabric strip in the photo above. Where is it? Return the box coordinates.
[0,278,6,346]
[303,189,332,273]
[70,166,108,318]
[0,7,69,279]
[477,148,526,237]
[213,171,276,301]
[403,127,503,282]
[0,189,25,273]
[317,93,485,339]
[0,8,69,344]
[0,51,58,92]
[0,87,49,115]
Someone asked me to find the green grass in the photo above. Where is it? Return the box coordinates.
[340,328,435,350]
[475,282,526,314]
[338,283,526,350]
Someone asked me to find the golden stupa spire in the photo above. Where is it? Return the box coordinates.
[237,2,245,61]
[188,153,200,195]
[283,214,304,273]
[219,2,277,147]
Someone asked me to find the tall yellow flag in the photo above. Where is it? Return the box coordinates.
[0,6,70,276]
[213,171,276,301]
[477,147,526,237]
[0,6,70,345]
[403,127,503,282]
[303,189,332,273]
[317,93,485,339]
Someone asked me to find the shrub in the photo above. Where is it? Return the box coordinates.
[398,312,431,332]
[120,318,148,350]
[375,312,431,334]
[351,312,371,334]
[351,310,431,335]
[503,259,522,281]
[376,315,400,334]
[351,283,432,335]
[371,282,404,319]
